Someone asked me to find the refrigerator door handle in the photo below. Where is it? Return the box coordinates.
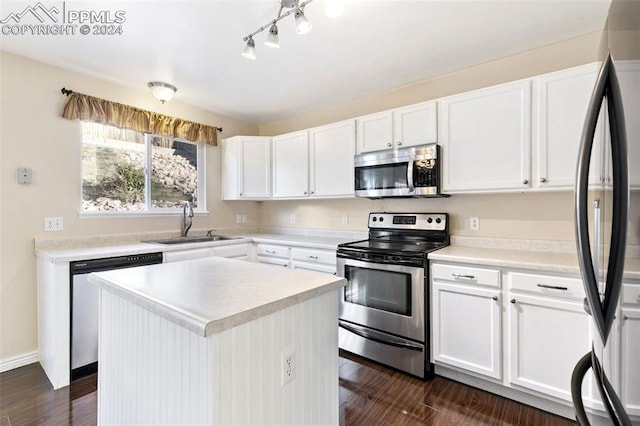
[574,52,628,343]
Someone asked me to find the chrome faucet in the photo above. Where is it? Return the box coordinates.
[181,201,194,237]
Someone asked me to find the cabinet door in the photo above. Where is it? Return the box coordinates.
[432,281,502,379]
[621,307,640,416]
[272,131,309,198]
[309,120,355,197]
[534,64,602,189]
[393,101,437,149]
[239,137,271,199]
[508,293,592,402]
[356,111,393,153]
[439,80,531,192]
[616,61,640,189]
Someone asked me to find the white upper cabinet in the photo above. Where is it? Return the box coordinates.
[272,121,356,199]
[616,61,640,189]
[356,101,437,153]
[533,63,603,189]
[222,136,271,200]
[439,80,532,192]
[309,120,356,197]
[272,131,309,198]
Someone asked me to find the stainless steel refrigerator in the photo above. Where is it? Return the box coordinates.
[572,0,639,424]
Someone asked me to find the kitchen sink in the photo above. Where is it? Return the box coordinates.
[145,235,241,245]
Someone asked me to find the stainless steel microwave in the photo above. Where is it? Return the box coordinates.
[354,144,444,198]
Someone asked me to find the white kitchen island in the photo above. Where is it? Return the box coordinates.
[88,257,346,425]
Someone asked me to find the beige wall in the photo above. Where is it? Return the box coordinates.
[0,51,259,362]
[259,31,603,136]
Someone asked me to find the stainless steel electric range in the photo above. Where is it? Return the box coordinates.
[336,212,449,379]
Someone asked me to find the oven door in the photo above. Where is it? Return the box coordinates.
[337,257,425,342]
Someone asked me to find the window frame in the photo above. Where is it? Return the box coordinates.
[79,125,207,217]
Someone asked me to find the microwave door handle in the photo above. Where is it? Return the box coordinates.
[407,158,415,192]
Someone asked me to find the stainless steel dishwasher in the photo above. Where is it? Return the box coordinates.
[70,252,163,380]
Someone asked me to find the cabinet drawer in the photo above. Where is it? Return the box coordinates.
[509,272,585,299]
[257,257,289,267]
[210,243,251,259]
[431,263,500,288]
[290,247,336,266]
[255,244,289,259]
[622,284,640,305]
[163,248,210,263]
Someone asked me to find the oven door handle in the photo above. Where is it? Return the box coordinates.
[339,321,423,352]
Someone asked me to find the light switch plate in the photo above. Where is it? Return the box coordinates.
[18,167,32,184]
[44,217,63,231]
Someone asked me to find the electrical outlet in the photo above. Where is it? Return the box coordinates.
[470,217,480,231]
[236,214,242,224]
[342,215,348,225]
[242,214,248,223]
[289,214,296,225]
[281,349,295,386]
[44,217,63,231]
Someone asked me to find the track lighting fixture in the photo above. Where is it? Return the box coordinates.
[241,0,343,60]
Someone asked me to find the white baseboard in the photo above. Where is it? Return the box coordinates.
[0,351,38,373]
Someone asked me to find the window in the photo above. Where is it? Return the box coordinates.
[81,122,205,213]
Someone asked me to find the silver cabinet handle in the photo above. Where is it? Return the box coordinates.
[540,177,547,183]
[452,273,475,280]
[523,179,529,185]
[511,298,517,304]
[492,295,499,301]
[387,142,392,147]
[397,141,402,146]
[310,191,314,194]
[304,191,307,195]
[239,192,243,196]
[307,255,318,260]
[537,283,568,291]
[265,250,276,254]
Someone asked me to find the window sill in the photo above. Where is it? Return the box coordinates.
[79,210,209,218]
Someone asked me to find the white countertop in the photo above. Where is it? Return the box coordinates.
[89,257,346,337]
[35,233,357,263]
[429,245,640,280]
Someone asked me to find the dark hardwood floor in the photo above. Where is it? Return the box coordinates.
[0,353,575,425]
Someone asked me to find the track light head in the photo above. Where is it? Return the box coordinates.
[295,9,312,34]
[264,23,280,48]
[242,37,256,60]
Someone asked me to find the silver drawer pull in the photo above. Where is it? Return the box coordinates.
[265,250,276,254]
[307,255,318,260]
[537,283,568,291]
[452,273,476,280]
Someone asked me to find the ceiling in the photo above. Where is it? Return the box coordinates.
[0,0,611,124]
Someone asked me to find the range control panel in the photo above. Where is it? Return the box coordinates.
[368,213,447,231]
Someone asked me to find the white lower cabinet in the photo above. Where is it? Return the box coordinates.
[507,271,592,403]
[507,292,592,401]
[621,283,640,416]
[255,242,337,273]
[430,261,612,411]
[431,278,502,379]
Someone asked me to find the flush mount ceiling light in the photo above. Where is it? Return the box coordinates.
[147,81,177,104]
[241,0,343,59]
